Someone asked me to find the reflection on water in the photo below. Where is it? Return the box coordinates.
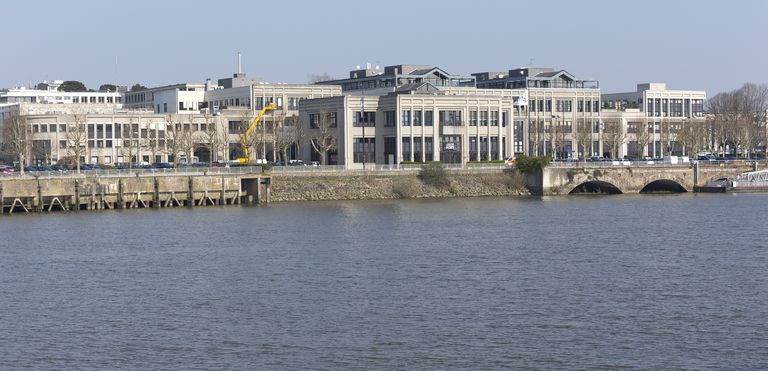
[1,194,767,369]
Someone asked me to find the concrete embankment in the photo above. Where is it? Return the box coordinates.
[269,170,529,202]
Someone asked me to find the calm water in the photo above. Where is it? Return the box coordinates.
[1,194,767,369]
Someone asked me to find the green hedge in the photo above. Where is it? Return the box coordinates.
[515,155,551,173]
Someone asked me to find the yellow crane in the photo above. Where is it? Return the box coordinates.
[238,103,276,163]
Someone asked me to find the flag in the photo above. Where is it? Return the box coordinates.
[514,90,529,106]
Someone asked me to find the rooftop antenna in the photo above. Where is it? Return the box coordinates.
[237,52,242,74]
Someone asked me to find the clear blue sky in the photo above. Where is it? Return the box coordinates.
[2,0,765,95]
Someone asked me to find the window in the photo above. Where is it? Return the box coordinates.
[424,110,433,126]
[545,100,552,112]
[59,140,67,149]
[469,110,478,126]
[354,111,375,127]
[439,110,462,126]
[413,110,422,126]
[424,137,434,161]
[491,111,499,126]
[59,124,66,132]
[401,137,411,161]
[480,111,489,126]
[309,114,319,129]
[401,110,411,126]
[353,138,375,163]
[502,112,508,127]
[384,111,395,127]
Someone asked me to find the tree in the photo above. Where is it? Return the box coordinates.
[309,111,338,165]
[574,120,593,161]
[2,113,30,174]
[65,110,89,172]
[529,120,543,156]
[120,118,141,168]
[99,84,117,92]
[130,84,148,92]
[603,121,625,159]
[236,110,258,162]
[633,119,651,159]
[58,81,88,92]
[308,73,334,83]
[275,115,304,164]
[200,114,226,163]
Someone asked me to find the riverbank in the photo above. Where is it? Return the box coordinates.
[269,171,529,202]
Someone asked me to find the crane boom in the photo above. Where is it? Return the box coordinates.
[238,103,276,163]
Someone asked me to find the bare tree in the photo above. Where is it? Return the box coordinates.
[309,111,338,165]
[603,121,625,159]
[200,114,226,163]
[235,109,257,162]
[574,121,593,162]
[275,115,304,164]
[120,118,141,168]
[308,73,334,83]
[633,119,651,159]
[66,110,89,172]
[2,113,30,174]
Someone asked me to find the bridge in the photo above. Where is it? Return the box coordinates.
[523,163,756,195]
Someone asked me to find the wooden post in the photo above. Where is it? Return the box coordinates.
[187,176,194,207]
[219,176,225,205]
[117,178,124,209]
[74,180,80,212]
[264,177,270,204]
[254,177,261,204]
[153,177,159,208]
[36,179,43,212]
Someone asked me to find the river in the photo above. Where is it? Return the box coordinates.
[1,194,766,369]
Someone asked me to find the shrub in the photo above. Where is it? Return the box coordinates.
[260,163,273,172]
[515,155,551,173]
[418,162,450,188]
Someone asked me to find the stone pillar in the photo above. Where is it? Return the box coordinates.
[219,176,225,205]
[117,178,124,209]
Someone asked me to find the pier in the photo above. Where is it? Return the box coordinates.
[0,167,270,214]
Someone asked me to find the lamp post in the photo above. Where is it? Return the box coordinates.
[552,114,561,159]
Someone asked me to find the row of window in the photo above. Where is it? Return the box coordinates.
[529,99,600,113]
[646,98,705,117]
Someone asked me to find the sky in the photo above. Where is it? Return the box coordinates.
[1,0,765,96]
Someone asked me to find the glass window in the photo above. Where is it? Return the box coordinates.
[402,110,411,127]
[424,111,433,126]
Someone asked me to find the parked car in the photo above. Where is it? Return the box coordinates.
[288,160,306,166]
[151,162,173,169]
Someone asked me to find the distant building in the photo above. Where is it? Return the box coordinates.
[601,83,707,158]
[474,67,602,159]
[315,64,475,93]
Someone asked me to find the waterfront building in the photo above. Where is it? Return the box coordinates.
[473,67,602,159]
[602,83,706,158]
[299,65,518,166]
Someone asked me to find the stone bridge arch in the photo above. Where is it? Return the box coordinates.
[541,166,695,195]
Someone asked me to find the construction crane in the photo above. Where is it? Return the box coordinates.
[238,103,276,163]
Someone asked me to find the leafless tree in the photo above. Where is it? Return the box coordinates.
[66,110,89,172]
[200,114,226,163]
[574,120,592,162]
[275,115,304,163]
[120,118,141,168]
[633,119,651,159]
[308,73,334,83]
[1,113,30,174]
[603,120,625,159]
[309,111,337,165]
[528,120,542,156]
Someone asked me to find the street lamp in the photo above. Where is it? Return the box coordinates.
[551,114,561,159]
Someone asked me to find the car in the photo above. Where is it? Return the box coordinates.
[151,162,173,169]
[288,160,306,166]
[0,165,14,174]
[696,155,717,162]
[504,157,517,167]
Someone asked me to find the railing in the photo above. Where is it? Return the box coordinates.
[0,166,264,179]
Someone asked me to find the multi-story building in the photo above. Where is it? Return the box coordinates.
[123,83,206,114]
[300,65,518,166]
[602,83,706,158]
[315,64,476,93]
[473,67,602,159]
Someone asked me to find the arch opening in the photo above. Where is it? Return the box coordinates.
[569,180,623,195]
[640,179,687,194]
